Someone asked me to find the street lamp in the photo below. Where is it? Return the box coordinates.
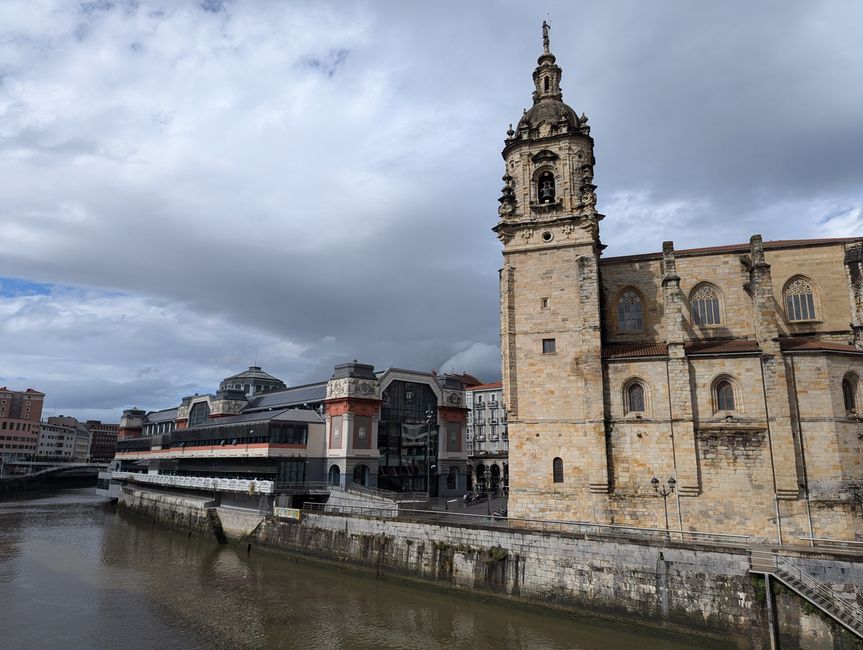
[425,406,435,496]
[651,475,676,536]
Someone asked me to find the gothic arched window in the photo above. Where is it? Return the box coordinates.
[188,401,210,427]
[625,382,646,413]
[691,284,721,325]
[552,457,564,483]
[785,277,817,322]
[714,379,736,412]
[617,289,644,332]
[538,171,555,203]
[843,374,857,413]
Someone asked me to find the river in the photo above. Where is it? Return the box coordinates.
[0,489,719,649]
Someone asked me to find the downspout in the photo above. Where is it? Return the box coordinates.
[664,359,684,533]
[788,354,815,545]
[758,356,783,545]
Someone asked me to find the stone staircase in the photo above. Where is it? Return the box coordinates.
[750,548,863,639]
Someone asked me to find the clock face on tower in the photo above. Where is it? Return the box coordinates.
[447,392,461,406]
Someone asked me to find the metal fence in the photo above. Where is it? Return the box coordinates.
[300,501,753,545]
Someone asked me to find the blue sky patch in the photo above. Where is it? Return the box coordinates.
[0,277,55,297]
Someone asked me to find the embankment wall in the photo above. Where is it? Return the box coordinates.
[118,485,863,649]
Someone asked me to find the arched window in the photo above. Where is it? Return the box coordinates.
[715,380,735,412]
[544,76,550,92]
[843,374,857,413]
[785,277,817,322]
[188,401,210,427]
[617,289,644,332]
[538,171,555,203]
[552,457,564,483]
[626,382,645,413]
[691,284,721,325]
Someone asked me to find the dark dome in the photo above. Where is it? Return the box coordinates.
[518,98,580,132]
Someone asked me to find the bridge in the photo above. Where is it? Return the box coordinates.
[0,461,108,481]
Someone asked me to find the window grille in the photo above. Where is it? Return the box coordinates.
[542,338,556,354]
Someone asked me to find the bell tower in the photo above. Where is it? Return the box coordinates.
[495,23,610,520]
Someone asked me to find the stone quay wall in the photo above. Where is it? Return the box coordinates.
[118,485,863,649]
[252,512,862,649]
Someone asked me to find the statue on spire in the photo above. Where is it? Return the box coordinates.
[542,20,550,54]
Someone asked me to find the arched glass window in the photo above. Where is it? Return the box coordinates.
[691,284,721,325]
[617,290,644,332]
[627,382,645,413]
[843,375,857,413]
[785,278,816,322]
[188,401,210,427]
[715,380,735,412]
[552,457,564,483]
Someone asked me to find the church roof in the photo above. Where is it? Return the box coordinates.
[602,237,861,264]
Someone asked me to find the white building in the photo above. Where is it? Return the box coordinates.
[37,421,76,459]
[465,382,508,493]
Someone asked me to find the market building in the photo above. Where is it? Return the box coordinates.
[114,361,470,498]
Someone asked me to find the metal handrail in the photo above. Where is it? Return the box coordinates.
[299,502,752,545]
[344,483,427,502]
[775,555,863,631]
[799,537,863,548]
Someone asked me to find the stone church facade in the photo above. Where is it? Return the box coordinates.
[496,24,863,542]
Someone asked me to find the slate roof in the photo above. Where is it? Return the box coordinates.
[242,382,327,412]
[188,408,322,430]
[145,407,178,423]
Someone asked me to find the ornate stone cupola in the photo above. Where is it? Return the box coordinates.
[494,21,603,251]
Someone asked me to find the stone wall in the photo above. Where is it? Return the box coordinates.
[250,511,863,649]
[117,485,862,648]
[118,485,215,536]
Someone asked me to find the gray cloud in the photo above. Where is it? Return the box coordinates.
[0,0,861,419]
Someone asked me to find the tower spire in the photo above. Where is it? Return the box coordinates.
[542,20,551,55]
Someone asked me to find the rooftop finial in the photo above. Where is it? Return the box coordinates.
[542,20,550,54]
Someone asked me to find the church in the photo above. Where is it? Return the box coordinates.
[496,24,863,542]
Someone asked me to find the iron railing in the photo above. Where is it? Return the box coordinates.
[775,554,863,637]
[299,502,753,545]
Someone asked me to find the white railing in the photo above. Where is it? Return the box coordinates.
[112,471,274,494]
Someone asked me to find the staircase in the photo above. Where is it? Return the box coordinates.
[206,508,228,545]
[750,548,863,639]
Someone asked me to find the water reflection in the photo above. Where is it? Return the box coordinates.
[0,490,718,649]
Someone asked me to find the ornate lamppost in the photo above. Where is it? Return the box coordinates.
[651,475,676,536]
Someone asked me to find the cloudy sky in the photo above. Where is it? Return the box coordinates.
[1,0,861,421]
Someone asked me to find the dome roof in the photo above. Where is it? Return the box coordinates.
[219,366,286,394]
[518,98,580,132]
